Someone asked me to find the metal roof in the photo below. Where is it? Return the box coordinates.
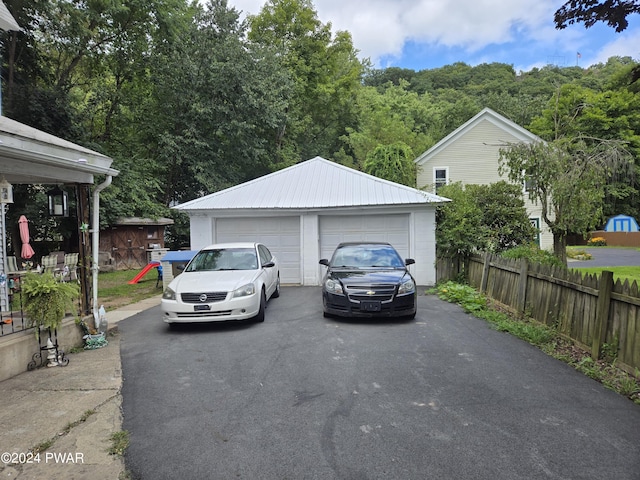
[175,156,449,211]
[0,2,19,32]
[0,115,118,184]
[113,217,174,226]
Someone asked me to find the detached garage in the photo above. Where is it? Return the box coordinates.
[174,157,449,286]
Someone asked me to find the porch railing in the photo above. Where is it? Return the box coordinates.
[0,290,28,337]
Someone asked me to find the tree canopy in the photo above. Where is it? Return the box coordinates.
[499,137,634,263]
[1,0,639,253]
[554,0,640,32]
[363,142,416,187]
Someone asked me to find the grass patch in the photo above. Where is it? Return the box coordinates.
[429,281,640,405]
[569,266,640,285]
[98,270,162,311]
[109,430,130,456]
[30,409,96,454]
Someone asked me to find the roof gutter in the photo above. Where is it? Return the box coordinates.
[91,175,112,327]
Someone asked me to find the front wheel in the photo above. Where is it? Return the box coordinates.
[254,290,266,323]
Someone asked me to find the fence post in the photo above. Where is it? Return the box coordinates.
[463,255,469,282]
[516,259,528,315]
[480,252,491,293]
[591,270,613,360]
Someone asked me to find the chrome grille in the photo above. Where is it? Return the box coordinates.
[345,284,396,303]
[180,292,227,303]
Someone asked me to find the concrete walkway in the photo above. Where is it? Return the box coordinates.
[0,295,161,480]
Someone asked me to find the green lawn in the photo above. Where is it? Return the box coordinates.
[567,246,640,285]
[569,266,640,285]
[98,269,162,311]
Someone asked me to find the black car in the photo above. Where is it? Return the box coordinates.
[319,242,417,319]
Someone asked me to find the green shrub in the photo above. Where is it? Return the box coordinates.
[500,244,565,267]
[431,281,487,313]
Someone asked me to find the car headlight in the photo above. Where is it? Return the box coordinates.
[325,278,344,295]
[162,287,176,301]
[398,279,415,295]
[233,283,255,298]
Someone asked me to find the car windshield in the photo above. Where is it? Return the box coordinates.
[185,248,258,272]
[330,245,404,268]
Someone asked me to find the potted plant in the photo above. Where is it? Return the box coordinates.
[22,272,79,343]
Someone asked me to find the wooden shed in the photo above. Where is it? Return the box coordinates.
[99,217,174,270]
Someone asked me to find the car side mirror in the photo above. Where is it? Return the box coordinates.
[319,259,329,266]
[405,258,415,266]
[262,261,275,268]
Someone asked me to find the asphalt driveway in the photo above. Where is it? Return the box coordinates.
[119,287,640,480]
[570,247,640,267]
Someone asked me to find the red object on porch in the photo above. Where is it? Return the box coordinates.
[128,261,161,284]
[19,215,35,259]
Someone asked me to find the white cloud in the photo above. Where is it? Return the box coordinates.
[590,29,640,65]
[225,0,638,69]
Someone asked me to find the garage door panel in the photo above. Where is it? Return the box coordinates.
[320,214,410,260]
[216,217,300,284]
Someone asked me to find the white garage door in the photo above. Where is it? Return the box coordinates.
[319,214,410,260]
[216,217,301,284]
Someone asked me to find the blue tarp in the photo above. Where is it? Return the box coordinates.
[161,250,198,263]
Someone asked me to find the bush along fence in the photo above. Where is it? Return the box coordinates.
[436,253,640,375]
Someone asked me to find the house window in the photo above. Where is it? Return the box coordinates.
[147,227,158,239]
[530,218,540,247]
[434,167,449,193]
[524,174,536,193]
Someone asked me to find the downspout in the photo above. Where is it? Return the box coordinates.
[91,175,112,327]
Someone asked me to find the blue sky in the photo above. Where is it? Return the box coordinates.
[228,0,640,73]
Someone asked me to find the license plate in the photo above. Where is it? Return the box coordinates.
[194,304,210,311]
[360,301,381,312]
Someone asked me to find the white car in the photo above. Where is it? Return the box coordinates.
[161,242,280,326]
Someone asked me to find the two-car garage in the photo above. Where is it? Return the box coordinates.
[176,157,448,286]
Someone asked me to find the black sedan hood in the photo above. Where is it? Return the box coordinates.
[327,268,411,285]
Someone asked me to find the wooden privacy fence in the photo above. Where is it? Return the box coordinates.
[436,253,640,375]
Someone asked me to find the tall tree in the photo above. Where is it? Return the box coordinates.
[499,137,633,263]
[142,0,292,207]
[3,0,182,138]
[339,81,436,169]
[363,142,416,187]
[529,80,640,221]
[248,0,363,164]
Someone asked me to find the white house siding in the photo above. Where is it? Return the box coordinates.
[417,119,518,188]
[416,110,554,251]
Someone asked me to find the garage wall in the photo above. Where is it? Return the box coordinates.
[189,214,213,251]
[410,210,436,286]
[215,217,301,284]
[187,207,438,287]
